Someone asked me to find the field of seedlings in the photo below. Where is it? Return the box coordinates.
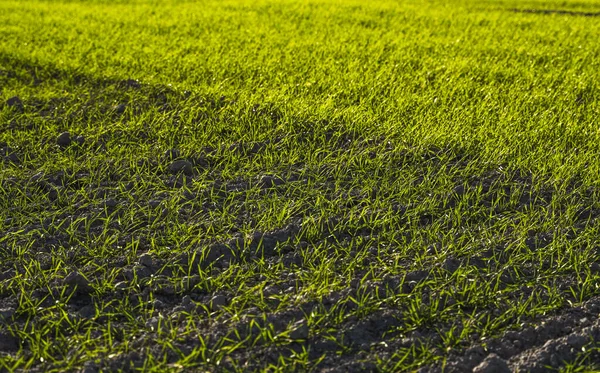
[1,0,600,371]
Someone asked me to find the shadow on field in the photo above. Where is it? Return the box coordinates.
[4,52,600,373]
[508,8,600,17]
[0,52,233,131]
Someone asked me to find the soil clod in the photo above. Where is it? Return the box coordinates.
[210,295,228,311]
[169,160,193,176]
[289,319,309,340]
[6,96,23,108]
[442,257,461,273]
[63,271,92,293]
[57,131,72,147]
[78,305,96,319]
[139,253,154,267]
[103,198,118,208]
[473,353,511,373]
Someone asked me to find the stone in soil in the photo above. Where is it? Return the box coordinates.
[57,132,72,147]
[169,160,193,176]
[473,353,511,373]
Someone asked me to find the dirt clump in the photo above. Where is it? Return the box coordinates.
[57,131,72,147]
[169,159,193,176]
[473,353,511,373]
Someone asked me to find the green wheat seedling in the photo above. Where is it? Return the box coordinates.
[1,0,600,371]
